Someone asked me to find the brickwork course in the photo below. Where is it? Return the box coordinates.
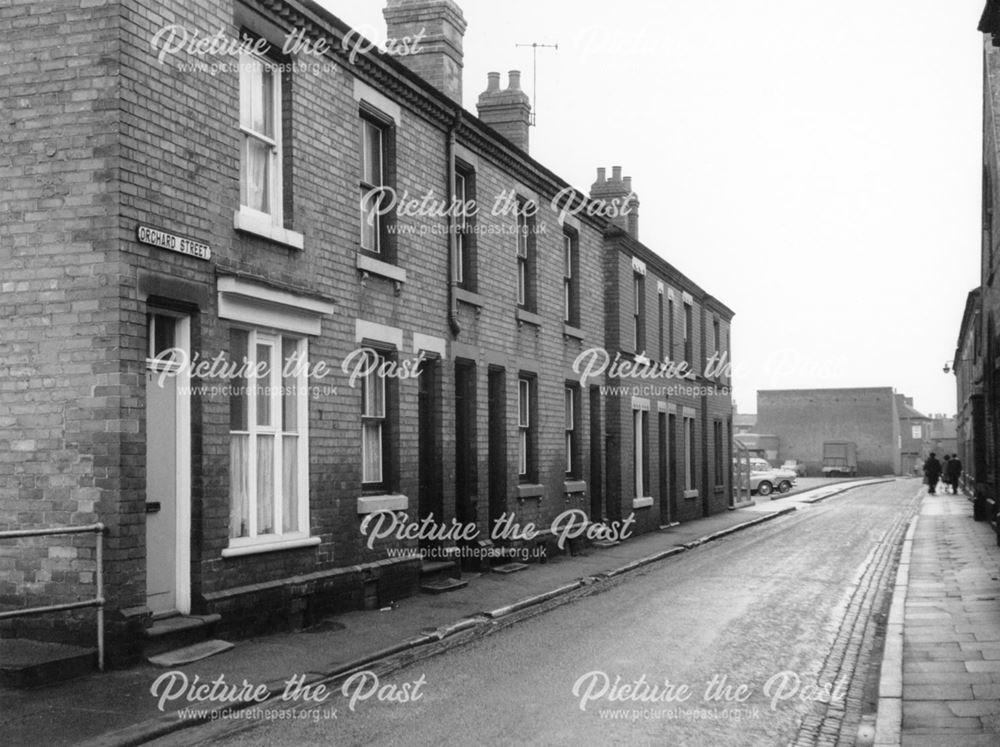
[0,0,734,661]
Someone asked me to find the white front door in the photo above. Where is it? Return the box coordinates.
[145,313,191,615]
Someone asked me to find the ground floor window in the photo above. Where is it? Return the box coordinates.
[228,328,309,542]
[634,407,649,497]
[714,419,724,487]
[518,376,536,480]
[362,348,394,489]
[684,415,696,492]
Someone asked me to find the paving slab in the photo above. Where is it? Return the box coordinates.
[882,491,1000,746]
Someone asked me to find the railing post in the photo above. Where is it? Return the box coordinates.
[96,522,105,672]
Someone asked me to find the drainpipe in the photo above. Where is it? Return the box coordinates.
[446,110,462,337]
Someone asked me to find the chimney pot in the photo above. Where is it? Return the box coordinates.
[477,66,531,152]
[590,165,639,240]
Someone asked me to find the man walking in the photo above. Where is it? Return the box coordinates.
[923,452,942,495]
[945,454,963,494]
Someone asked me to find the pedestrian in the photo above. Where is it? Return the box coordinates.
[923,452,942,495]
[946,454,963,495]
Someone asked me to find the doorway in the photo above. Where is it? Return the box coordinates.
[145,312,191,615]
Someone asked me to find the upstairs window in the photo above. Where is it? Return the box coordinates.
[239,51,282,223]
[360,118,384,254]
[668,297,676,362]
[563,231,579,326]
[516,198,537,311]
[454,166,477,289]
[683,302,693,367]
[633,273,645,353]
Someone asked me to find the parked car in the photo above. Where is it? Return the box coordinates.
[781,459,807,477]
[738,458,798,496]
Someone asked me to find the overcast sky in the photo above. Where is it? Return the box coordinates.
[322,0,984,416]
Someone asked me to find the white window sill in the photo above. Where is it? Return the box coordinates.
[357,493,409,514]
[233,208,304,250]
[222,535,320,558]
[684,489,700,500]
[633,496,654,509]
[357,253,407,283]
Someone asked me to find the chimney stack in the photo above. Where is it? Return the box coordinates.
[590,166,640,238]
[476,70,531,153]
[383,0,467,104]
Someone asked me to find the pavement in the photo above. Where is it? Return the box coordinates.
[874,488,1000,746]
[0,477,886,747]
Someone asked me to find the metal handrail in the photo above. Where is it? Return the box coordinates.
[0,523,105,671]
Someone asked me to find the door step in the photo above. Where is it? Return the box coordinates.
[144,613,221,659]
[591,539,620,548]
[148,639,234,667]
[419,552,463,594]
[420,577,468,594]
[0,639,96,688]
[492,562,529,575]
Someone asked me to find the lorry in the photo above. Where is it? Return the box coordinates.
[822,441,858,477]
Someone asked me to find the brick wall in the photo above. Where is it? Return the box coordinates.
[757,388,900,476]
[0,0,121,644]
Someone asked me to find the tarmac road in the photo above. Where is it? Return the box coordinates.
[161,480,922,747]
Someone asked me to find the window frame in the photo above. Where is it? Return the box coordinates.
[361,348,395,491]
[684,415,696,492]
[713,419,724,487]
[633,407,650,498]
[518,376,536,481]
[454,164,477,289]
[515,198,537,311]
[563,229,579,326]
[565,384,580,477]
[633,273,645,353]
[227,327,310,548]
[238,49,283,227]
[683,302,693,367]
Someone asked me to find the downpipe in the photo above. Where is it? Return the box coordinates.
[446,109,461,337]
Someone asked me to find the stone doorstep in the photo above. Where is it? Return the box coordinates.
[143,613,222,659]
[0,639,97,688]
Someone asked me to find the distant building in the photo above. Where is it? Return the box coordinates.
[757,388,901,476]
[929,416,958,460]
[896,395,931,477]
[733,413,757,435]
